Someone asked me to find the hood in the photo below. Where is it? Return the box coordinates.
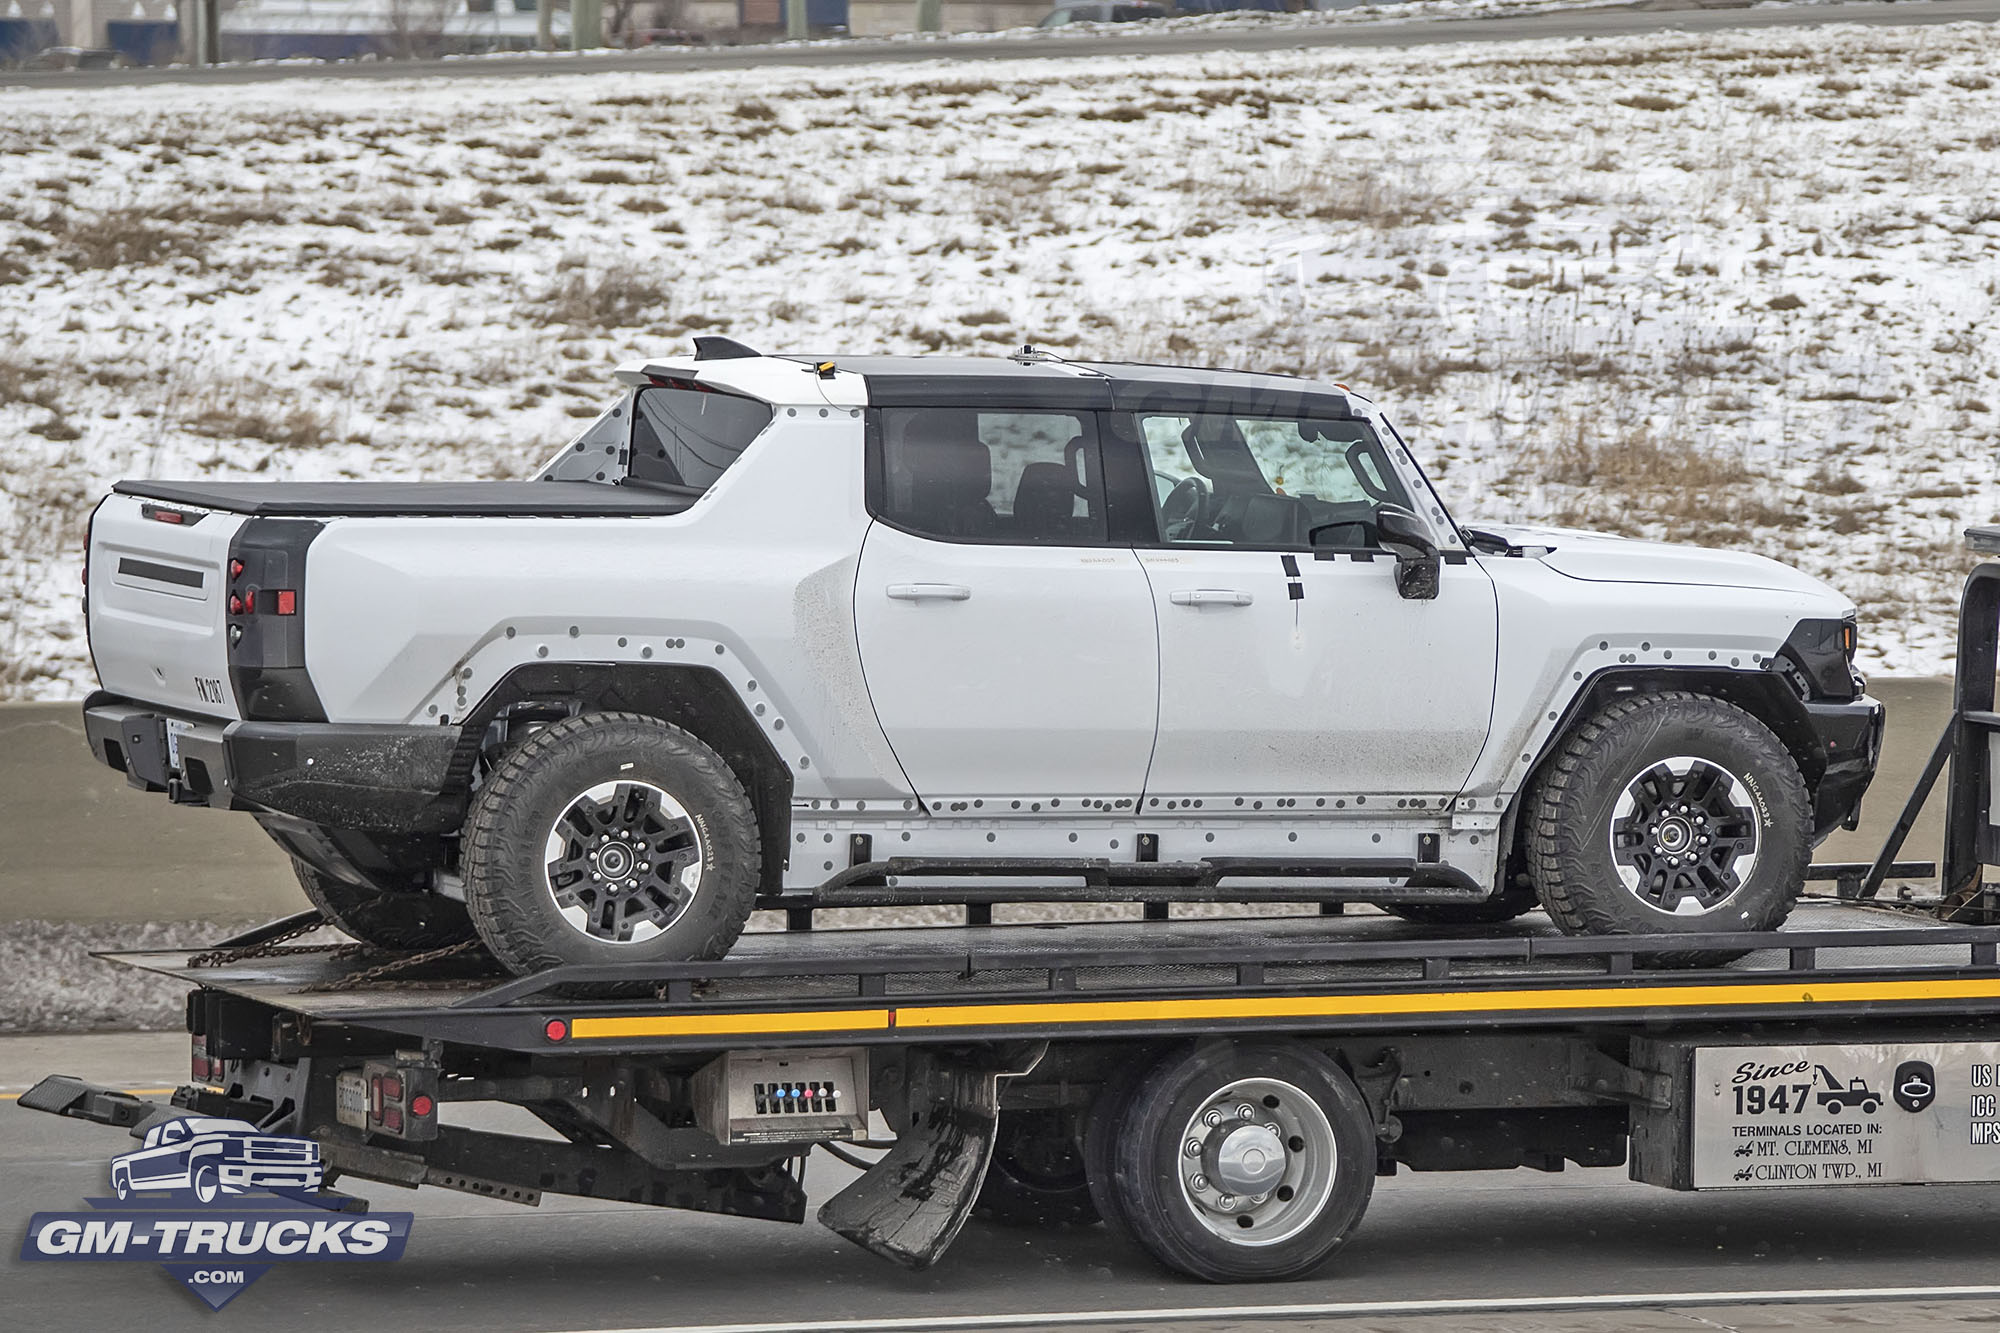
[1467,523,1839,598]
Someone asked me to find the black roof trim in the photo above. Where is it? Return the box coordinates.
[1107,382,1355,420]
[867,374,1114,411]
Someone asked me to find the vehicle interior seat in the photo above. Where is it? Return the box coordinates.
[1012,462,1088,540]
[898,410,996,537]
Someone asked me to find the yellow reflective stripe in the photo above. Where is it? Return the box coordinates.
[569,1009,891,1039]
[892,977,2000,1030]
[561,977,2000,1041]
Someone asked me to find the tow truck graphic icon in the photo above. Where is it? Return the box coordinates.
[1813,1066,1882,1116]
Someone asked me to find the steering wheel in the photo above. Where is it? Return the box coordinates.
[1160,475,1211,541]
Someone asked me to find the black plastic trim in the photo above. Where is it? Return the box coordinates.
[114,480,695,518]
[227,517,327,723]
[865,374,1114,411]
[228,722,463,832]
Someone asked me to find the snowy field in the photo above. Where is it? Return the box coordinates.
[2,19,1997,696]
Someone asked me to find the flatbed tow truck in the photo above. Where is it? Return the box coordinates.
[25,535,2000,1283]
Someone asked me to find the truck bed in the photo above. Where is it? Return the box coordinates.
[114,479,695,518]
[103,899,2000,1055]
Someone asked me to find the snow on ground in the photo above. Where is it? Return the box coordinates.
[1,20,1997,696]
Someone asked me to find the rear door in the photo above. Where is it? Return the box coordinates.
[88,494,248,718]
[852,407,1159,809]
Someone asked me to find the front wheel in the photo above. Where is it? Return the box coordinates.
[461,712,760,976]
[1107,1041,1375,1282]
[192,1163,220,1204]
[1526,690,1811,967]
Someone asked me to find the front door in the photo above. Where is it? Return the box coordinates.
[852,406,1159,809]
[1131,408,1498,807]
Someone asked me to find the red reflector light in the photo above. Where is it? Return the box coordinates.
[229,559,244,579]
[275,589,297,615]
[243,589,256,614]
[379,1075,403,1100]
[228,595,243,615]
[154,510,183,525]
[410,1094,434,1118]
[380,1105,403,1134]
[544,1019,568,1042]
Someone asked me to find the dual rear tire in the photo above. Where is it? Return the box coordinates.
[1061,1041,1375,1282]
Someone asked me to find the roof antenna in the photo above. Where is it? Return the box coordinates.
[692,336,761,361]
[1009,344,1063,364]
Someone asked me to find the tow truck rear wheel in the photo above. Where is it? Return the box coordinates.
[462,711,759,978]
[291,858,478,953]
[1526,690,1811,967]
[974,1109,1099,1227]
[1107,1041,1375,1282]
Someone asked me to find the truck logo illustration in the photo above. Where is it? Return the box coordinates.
[1813,1066,1882,1116]
[1894,1061,1937,1113]
[108,1117,323,1204]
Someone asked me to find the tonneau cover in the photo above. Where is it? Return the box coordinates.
[113,480,694,518]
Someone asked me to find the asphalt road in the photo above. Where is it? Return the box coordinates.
[11,1035,2000,1333]
[4,0,1997,90]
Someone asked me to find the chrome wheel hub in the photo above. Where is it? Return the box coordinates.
[1177,1077,1337,1246]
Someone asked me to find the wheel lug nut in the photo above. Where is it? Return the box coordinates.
[1236,1103,1256,1120]
[1203,1110,1223,1127]
[1217,1194,1237,1210]
[1185,1139,1202,1158]
[1190,1173,1209,1190]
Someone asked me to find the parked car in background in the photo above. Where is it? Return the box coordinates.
[1038,1,1166,25]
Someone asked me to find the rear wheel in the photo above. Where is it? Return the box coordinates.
[1526,690,1810,967]
[462,712,759,976]
[975,1109,1099,1227]
[1108,1041,1375,1282]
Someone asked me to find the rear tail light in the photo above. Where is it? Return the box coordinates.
[275,589,296,615]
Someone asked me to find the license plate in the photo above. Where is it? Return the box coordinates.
[335,1070,369,1130]
[165,718,195,769]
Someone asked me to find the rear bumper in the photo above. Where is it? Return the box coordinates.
[1804,693,1885,841]
[82,693,463,832]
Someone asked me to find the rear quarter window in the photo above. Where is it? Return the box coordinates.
[629,383,775,492]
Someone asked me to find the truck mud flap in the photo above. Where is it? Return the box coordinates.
[819,1042,1045,1270]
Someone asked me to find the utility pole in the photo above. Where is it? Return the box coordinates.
[536,0,552,48]
[570,0,601,49]
[914,0,940,31]
[783,0,806,39]
[181,0,219,63]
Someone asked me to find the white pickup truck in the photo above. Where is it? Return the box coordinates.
[79,342,1881,975]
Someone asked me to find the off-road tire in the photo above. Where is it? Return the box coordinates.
[291,857,477,952]
[974,1109,1100,1228]
[462,711,759,977]
[1525,690,1811,968]
[1379,881,1540,927]
[1109,1041,1375,1283]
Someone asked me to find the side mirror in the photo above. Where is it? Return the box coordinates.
[1375,504,1441,601]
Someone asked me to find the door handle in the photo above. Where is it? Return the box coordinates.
[886,583,972,602]
[1169,589,1254,607]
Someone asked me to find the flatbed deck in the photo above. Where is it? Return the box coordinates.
[101,899,2000,1054]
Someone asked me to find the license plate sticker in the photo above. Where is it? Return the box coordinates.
[165,718,195,769]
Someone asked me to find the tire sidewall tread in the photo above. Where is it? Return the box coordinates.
[461,711,760,976]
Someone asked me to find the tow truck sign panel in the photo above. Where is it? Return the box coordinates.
[1692,1043,2000,1187]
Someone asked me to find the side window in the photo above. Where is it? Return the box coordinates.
[874,408,1106,545]
[629,383,773,493]
[1133,412,1413,550]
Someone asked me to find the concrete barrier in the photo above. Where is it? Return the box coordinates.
[0,680,1956,924]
